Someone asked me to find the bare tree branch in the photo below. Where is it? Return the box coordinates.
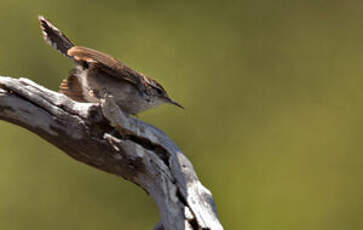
[0,76,223,230]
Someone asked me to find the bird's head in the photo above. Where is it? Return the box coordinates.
[147,79,184,109]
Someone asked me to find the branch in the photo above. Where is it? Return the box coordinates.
[0,76,223,230]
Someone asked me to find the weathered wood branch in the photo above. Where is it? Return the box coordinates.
[0,76,223,230]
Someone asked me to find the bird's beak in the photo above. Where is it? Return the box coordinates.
[167,97,184,109]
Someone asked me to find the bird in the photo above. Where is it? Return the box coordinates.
[38,15,183,115]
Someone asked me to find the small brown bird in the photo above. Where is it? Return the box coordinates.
[38,16,183,114]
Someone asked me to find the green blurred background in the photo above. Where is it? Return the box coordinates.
[1,0,363,229]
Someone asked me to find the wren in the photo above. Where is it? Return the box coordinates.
[38,16,183,115]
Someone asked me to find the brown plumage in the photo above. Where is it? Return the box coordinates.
[67,46,144,88]
[38,15,183,114]
[59,75,87,102]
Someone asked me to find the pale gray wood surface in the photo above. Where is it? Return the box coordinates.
[0,76,223,230]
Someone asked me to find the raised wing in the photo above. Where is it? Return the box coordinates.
[59,74,87,102]
[68,46,144,88]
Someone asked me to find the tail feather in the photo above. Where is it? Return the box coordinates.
[38,15,74,57]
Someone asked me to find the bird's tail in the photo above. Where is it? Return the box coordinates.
[38,15,75,57]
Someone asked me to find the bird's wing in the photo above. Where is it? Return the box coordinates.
[67,46,142,86]
[59,74,87,102]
